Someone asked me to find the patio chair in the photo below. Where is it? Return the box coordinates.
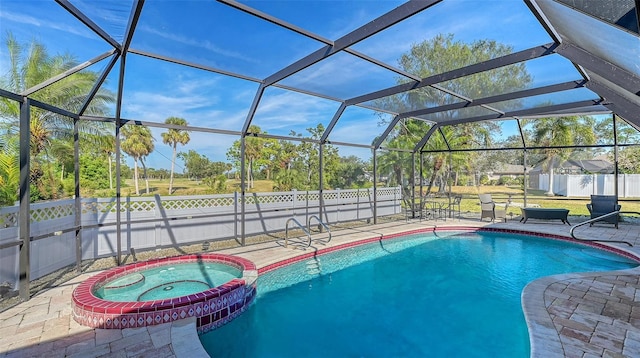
[587,195,621,229]
[479,194,508,222]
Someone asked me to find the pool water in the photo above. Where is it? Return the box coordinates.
[94,262,241,301]
[199,231,638,357]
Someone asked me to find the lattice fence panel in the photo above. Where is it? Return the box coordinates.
[126,201,156,212]
[82,201,99,215]
[339,191,360,200]
[377,187,401,197]
[358,190,372,198]
[0,212,17,227]
[245,194,293,205]
[162,197,234,210]
[323,192,338,200]
[90,201,124,213]
[306,193,320,201]
[30,203,74,222]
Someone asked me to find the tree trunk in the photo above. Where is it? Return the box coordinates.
[545,164,555,196]
[247,159,253,189]
[425,157,443,195]
[108,156,113,190]
[169,144,176,194]
[394,165,403,188]
[133,159,140,195]
[141,158,150,194]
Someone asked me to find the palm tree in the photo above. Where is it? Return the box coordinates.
[90,134,116,190]
[48,139,73,181]
[121,124,154,195]
[375,34,532,196]
[525,115,595,196]
[244,125,266,189]
[0,136,19,205]
[377,135,412,188]
[161,117,190,194]
[0,33,114,201]
[227,125,267,189]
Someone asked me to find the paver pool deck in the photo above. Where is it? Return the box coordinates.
[1,217,639,357]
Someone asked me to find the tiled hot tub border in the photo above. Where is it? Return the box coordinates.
[72,253,257,333]
[259,226,640,275]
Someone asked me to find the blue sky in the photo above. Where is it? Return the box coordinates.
[0,0,599,171]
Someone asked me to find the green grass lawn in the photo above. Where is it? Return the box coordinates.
[96,178,274,197]
[100,180,638,219]
[450,186,640,218]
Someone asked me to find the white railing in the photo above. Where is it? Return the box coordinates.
[0,187,401,290]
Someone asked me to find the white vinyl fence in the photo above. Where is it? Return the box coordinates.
[0,187,401,292]
[538,174,640,197]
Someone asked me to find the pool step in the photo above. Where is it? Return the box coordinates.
[305,259,322,275]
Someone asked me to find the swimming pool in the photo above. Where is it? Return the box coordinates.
[199,230,638,357]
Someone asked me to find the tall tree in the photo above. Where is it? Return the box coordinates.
[227,125,276,189]
[121,124,154,195]
[289,124,339,189]
[272,140,300,190]
[178,150,230,184]
[161,117,190,194]
[0,136,19,205]
[100,135,116,190]
[524,115,596,195]
[330,155,367,189]
[376,134,412,187]
[0,33,114,202]
[376,34,531,193]
[614,146,640,173]
[421,126,473,194]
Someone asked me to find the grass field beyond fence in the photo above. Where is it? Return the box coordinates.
[96,179,639,220]
[418,186,640,219]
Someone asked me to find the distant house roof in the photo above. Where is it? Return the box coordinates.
[530,158,614,174]
[491,164,533,175]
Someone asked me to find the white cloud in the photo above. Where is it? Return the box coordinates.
[122,89,249,131]
[329,120,381,146]
[138,24,259,64]
[0,10,98,40]
[252,90,339,132]
[352,0,547,66]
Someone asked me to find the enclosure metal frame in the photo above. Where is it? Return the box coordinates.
[1,0,638,300]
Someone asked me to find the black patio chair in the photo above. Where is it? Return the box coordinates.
[587,195,621,229]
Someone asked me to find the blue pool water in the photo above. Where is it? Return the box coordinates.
[95,262,241,301]
[199,231,638,357]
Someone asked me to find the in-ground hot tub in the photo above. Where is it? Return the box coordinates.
[72,253,257,333]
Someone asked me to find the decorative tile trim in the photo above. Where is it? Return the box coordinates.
[258,226,640,275]
[258,227,438,274]
[72,253,256,330]
[478,227,640,263]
